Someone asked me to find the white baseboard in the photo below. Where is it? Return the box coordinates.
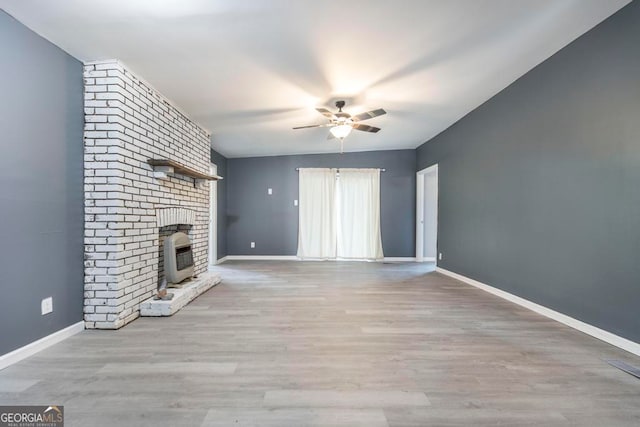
[215,256,228,265]
[0,321,85,370]
[436,267,640,357]
[220,256,417,263]
[224,255,299,261]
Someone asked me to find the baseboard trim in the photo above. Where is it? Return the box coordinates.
[0,321,85,371]
[225,255,299,261]
[215,256,228,265]
[436,267,640,357]
[221,256,417,263]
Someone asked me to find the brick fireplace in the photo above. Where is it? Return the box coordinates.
[83,60,212,329]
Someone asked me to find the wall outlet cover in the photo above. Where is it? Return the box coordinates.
[268,188,273,195]
[438,253,443,260]
[250,242,256,248]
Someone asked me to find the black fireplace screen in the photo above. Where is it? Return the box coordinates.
[175,246,194,271]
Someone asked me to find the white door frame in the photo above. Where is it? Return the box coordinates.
[416,164,438,262]
[209,163,218,267]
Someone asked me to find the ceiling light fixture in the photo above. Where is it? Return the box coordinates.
[329,124,352,140]
[293,100,386,153]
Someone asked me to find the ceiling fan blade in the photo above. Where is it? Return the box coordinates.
[352,123,381,133]
[316,107,336,119]
[292,123,333,130]
[351,108,386,122]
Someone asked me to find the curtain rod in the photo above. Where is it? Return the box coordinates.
[295,168,386,172]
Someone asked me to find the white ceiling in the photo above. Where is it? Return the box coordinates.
[0,0,630,158]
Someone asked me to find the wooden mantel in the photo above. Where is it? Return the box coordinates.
[147,159,223,182]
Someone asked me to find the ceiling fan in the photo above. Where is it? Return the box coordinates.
[293,100,386,152]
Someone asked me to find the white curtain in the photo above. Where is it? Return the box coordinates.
[297,168,337,259]
[337,168,384,260]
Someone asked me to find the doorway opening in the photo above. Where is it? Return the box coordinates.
[209,162,218,267]
[416,164,438,263]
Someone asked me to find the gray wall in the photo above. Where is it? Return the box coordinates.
[226,150,416,257]
[0,11,84,354]
[417,1,640,343]
[210,148,228,260]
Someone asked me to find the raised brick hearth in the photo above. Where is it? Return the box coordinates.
[83,60,212,329]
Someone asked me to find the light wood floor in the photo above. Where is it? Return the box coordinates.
[1,261,639,426]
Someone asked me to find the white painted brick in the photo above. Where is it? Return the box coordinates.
[86,115,108,123]
[96,123,126,132]
[95,305,120,314]
[84,60,212,330]
[95,77,121,85]
[85,298,108,306]
[85,70,108,78]
[84,132,108,139]
[85,147,108,155]
[85,85,107,92]
[85,100,107,109]
[85,313,107,322]
[93,61,122,71]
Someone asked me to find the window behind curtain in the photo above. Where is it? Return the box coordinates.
[297,167,383,261]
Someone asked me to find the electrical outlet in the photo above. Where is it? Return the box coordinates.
[294,199,298,206]
[250,242,256,248]
[438,253,443,261]
[267,188,273,195]
[41,297,53,315]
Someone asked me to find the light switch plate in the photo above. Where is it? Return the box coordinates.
[41,297,53,315]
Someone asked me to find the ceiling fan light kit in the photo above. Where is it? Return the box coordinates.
[293,100,386,153]
[329,124,352,139]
